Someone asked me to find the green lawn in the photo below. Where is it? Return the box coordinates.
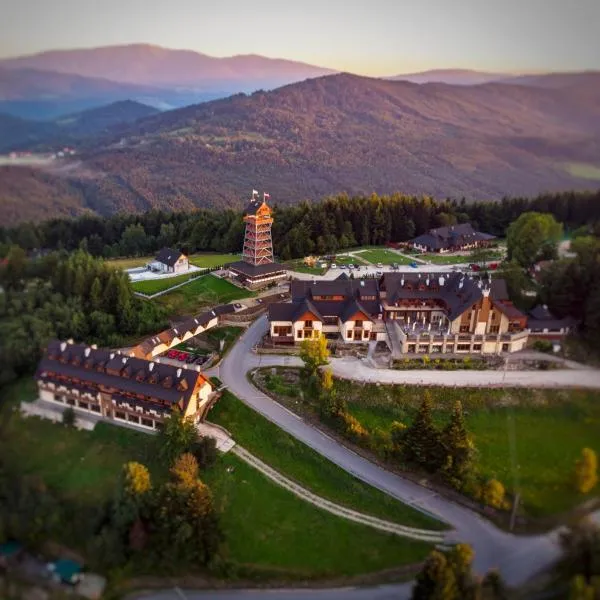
[284,259,326,275]
[188,253,241,268]
[204,453,431,578]
[1,379,430,579]
[208,391,445,530]
[107,253,240,272]
[131,272,197,295]
[106,255,154,270]
[334,254,369,266]
[156,274,254,315]
[333,381,600,517]
[202,326,244,356]
[418,250,503,265]
[357,249,412,265]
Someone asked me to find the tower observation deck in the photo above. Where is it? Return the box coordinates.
[228,190,288,290]
[242,191,274,266]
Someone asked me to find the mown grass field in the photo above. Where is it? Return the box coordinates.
[106,255,155,270]
[156,274,254,314]
[357,249,412,265]
[188,253,241,268]
[209,391,445,530]
[284,258,326,275]
[1,380,431,579]
[334,381,600,517]
[107,253,241,272]
[131,272,197,294]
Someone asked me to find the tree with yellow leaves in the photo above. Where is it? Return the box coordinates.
[170,453,199,488]
[575,448,598,494]
[299,332,329,377]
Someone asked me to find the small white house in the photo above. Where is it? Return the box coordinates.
[148,248,189,274]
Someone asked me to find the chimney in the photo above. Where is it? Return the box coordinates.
[438,276,445,286]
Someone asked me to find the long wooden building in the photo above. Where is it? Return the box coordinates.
[36,340,215,430]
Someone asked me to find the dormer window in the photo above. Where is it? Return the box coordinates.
[177,379,189,392]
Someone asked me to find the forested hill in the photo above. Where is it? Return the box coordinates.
[2,72,600,225]
[3,190,600,261]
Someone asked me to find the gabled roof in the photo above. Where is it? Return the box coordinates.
[155,247,185,267]
[37,340,211,408]
[339,299,374,323]
[268,299,323,322]
[527,305,577,330]
[411,223,495,250]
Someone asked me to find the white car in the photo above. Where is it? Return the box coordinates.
[331,263,337,269]
[376,263,384,268]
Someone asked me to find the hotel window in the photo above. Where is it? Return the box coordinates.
[79,401,89,410]
[460,325,470,333]
[128,414,140,423]
[355,320,363,327]
[66,398,75,406]
[305,320,313,328]
[142,418,153,428]
[91,404,101,413]
[457,344,471,351]
[115,411,126,420]
[296,330,303,339]
[54,394,63,402]
[489,325,500,334]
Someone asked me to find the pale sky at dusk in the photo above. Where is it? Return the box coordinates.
[2,0,599,75]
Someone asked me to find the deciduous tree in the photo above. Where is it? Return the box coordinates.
[300,333,330,377]
[575,448,598,494]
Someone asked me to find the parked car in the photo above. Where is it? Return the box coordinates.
[489,262,499,270]
[178,352,189,360]
[470,263,481,272]
[194,356,205,365]
[340,264,347,269]
[376,263,384,268]
[330,263,337,269]
[375,270,383,277]
[409,262,419,269]
[186,355,196,364]
[348,264,354,269]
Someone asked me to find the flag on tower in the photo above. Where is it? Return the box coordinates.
[264,192,270,200]
[252,189,259,198]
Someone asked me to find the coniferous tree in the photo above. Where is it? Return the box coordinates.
[402,392,444,471]
[442,401,475,486]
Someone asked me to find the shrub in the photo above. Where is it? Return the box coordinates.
[480,479,507,509]
[533,339,554,353]
[341,412,371,446]
[575,448,598,494]
[62,407,76,427]
[192,436,218,470]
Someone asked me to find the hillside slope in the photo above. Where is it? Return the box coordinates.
[0,100,161,152]
[2,73,599,224]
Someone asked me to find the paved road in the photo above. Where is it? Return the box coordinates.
[211,315,573,587]
[329,356,600,388]
[130,582,414,600]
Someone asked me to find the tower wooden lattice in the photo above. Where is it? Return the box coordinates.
[242,191,274,266]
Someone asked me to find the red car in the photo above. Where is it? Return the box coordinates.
[489,262,499,270]
[470,263,481,271]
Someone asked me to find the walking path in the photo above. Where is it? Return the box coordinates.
[232,445,446,543]
[213,315,600,586]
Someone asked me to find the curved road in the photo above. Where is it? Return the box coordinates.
[211,315,577,587]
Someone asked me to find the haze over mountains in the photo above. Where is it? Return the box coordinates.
[0,44,335,119]
[1,68,599,225]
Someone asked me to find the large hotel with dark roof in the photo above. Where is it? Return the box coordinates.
[36,340,216,430]
[268,272,530,354]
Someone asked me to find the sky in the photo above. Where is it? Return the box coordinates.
[2,0,599,75]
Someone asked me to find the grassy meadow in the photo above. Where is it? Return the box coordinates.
[1,379,431,579]
[208,391,445,530]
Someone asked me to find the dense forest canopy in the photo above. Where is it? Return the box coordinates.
[2,190,600,260]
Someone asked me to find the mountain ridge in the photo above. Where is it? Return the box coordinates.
[1,71,599,225]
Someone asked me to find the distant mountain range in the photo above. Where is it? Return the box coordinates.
[388,69,505,85]
[0,100,160,152]
[0,44,335,119]
[387,68,600,87]
[2,71,599,225]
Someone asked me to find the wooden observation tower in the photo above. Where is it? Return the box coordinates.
[242,191,274,266]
